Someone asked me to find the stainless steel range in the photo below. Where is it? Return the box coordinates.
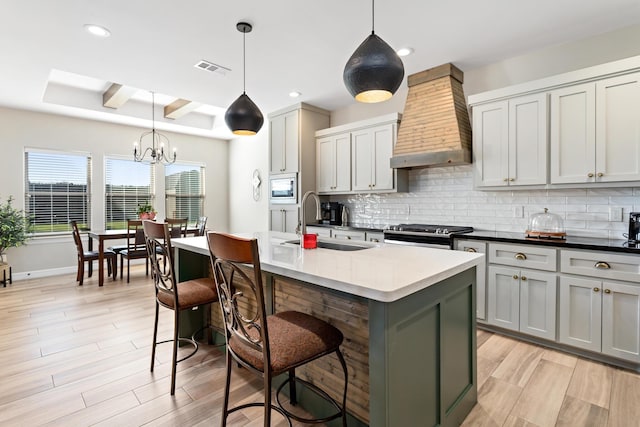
[383,223,474,249]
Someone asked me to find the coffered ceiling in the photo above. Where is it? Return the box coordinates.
[1,0,639,140]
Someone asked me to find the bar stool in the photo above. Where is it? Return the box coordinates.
[143,220,219,395]
[206,232,348,426]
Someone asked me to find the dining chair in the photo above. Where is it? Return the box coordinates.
[119,219,149,283]
[70,221,117,286]
[195,216,208,236]
[143,220,220,395]
[165,217,188,238]
[207,232,348,426]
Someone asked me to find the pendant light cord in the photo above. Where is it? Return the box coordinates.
[243,30,246,93]
[371,0,375,35]
[151,92,155,131]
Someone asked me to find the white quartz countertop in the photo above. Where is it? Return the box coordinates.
[172,231,484,303]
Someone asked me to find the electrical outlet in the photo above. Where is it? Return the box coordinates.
[513,206,524,218]
[609,207,623,222]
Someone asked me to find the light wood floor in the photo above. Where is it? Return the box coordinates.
[2,267,640,426]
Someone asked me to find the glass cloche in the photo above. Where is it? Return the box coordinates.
[526,208,566,239]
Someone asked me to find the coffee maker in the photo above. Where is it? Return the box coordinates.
[629,212,640,244]
[321,202,343,225]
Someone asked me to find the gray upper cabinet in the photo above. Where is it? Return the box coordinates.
[270,109,300,174]
[469,55,640,189]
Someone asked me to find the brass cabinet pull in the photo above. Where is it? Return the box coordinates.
[594,261,611,269]
[597,172,604,177]
[514,253,527,260]
[588,172,594,178]
[521,276,527,281]
[371,238,379,243]
[594,287,600,292]
[465,248,477,253]
[509,178,515,182]
[604,289,611,294]
[512,274,519,280]
[346,236,351,240]
[503,178,509,182]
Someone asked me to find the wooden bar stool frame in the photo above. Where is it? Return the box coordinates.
[207,232,348,427]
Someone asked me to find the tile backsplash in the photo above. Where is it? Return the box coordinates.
[331,165,640,240]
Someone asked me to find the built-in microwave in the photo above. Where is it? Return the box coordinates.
[269,173,297,204]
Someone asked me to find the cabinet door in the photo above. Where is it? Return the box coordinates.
[487,266,520,331]
[316,136,335,193]
[317,133,351,193]
[519,269,557,340]
[550,83,596,184]
[457,240,487,320]
[351,129,374,191]
[595,72,640,183]
[371,124,395,191]
[473,101,509,187]
[558,275,602,352]
[269,206,298,233]
[306,225,331,238]
[509,93,548,186]
[270,110,299,174]
[602,280,640,362]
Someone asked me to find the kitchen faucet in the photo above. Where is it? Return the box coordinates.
[298,190,321,236]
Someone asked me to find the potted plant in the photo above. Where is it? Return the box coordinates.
[137,203,157,220]
[0,196,31,264]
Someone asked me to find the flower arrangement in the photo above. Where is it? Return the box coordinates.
[0,196,31,258]
[136,203,157,220]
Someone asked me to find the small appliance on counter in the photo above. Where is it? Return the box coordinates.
[628,212,640,245]
[320,202,343,225]
[526,208,566,240]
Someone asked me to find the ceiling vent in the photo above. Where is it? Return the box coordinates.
[194,60,230,75]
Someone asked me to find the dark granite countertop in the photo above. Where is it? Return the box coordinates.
[453,230,640,254]
[307,223,385,233]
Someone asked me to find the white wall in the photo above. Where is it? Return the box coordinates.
[228,128,270,233]
[326,23,640,239]
[0,107,228,277]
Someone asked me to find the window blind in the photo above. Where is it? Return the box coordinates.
[105,157,155,230]
[24,150,91,234]
[165,163,204,224]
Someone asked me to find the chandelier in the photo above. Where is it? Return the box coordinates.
[133,92,177,165]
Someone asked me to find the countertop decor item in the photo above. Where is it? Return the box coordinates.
[343,0,404,103]
[225,22,264,136]
[133,92,177,165]
[526,208,566,240]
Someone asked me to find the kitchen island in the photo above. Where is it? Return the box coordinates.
[172,232,484,427]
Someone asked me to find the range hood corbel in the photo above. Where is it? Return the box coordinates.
[391,63,472,169]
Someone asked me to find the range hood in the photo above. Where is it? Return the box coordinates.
[391,63,472,169]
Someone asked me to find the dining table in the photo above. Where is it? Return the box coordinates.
[88,226,200,286]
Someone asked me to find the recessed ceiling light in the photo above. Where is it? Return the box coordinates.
[397,47,414,57]
[289,91,302,98]
[84,24,111,38]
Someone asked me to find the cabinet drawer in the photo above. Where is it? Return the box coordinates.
[305,226,331,238]
[332,229,366,241]
[489,243,557,271]
[560,250,640,283]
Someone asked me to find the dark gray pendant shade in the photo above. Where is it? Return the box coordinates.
[344,32,405,103]
[225,22,264,136]
[225,92,264,136]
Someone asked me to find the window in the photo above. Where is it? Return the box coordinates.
[165,163,204,224]
[105,157,155,230]
[25,149,91,234]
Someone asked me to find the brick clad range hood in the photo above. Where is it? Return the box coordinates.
[391,63,472,169]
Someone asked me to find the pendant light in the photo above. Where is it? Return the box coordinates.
[225,22,264,136]
[343,0,405,103]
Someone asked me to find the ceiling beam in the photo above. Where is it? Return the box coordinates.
[164,99,200,119]
[102,83,137,109]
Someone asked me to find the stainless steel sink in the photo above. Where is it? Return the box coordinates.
[283,239,370,251]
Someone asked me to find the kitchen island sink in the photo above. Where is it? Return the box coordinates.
[282,239,370,251]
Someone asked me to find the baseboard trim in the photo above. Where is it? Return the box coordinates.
[12,259,148,281]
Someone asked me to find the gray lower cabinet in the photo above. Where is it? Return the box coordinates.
[559,249,640,363]
[455,240,487,320]
[269,205,298,234]
[487,266,557,340]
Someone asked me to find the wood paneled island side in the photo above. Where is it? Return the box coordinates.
[172,232,484,427]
